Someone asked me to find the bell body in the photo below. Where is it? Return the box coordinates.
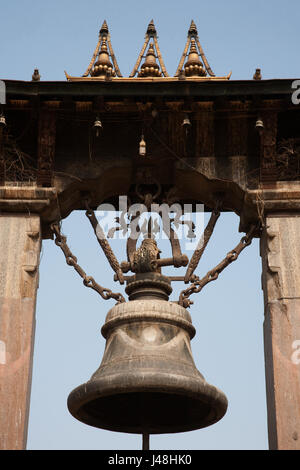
[68,278,228,434]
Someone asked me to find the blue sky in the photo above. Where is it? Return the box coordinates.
[1,0,299,450]
[2,0,300,81]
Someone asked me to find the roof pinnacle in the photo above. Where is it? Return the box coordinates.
[175,20,215,77]
[130,20,169,78]
[146,19,157,36]
[188,20,198,37]
[91,36,114,77]
[138,42,161,77]
[80,20,122,78]
[65,19,230,82]
[184,39,206,77]
[100,20,109,35]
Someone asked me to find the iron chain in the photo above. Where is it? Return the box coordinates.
[51,222,125,304]
[179,224,259,308]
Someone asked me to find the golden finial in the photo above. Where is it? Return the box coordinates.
[130,20,169,78]
[175,20,216,78]
[91,37,115,77]
[188,20,198,37]
[138,43,161,77]
[146,19,156,36]
[70,20,122,80]
[184,39,206,77]
[100,20,109,35]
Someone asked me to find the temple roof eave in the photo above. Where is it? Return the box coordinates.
[64,71,232,82]
[3,77,296,104]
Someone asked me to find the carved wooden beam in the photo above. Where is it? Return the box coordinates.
[260,111,278,184]
[37,111,56,187]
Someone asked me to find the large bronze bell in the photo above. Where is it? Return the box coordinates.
[67,271,228,435]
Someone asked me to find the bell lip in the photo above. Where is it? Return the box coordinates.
[67,372,228,435]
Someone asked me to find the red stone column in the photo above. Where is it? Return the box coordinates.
[0,214,41,449]
[261,213,300,449]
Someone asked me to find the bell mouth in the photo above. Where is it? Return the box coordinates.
[67,373,228,435]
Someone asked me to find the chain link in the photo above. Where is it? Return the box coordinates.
[179,224,259,308]
[51,222,125,304]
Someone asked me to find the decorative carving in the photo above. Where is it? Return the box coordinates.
[227,101,248,157]
[138,43,162,78]
[37,111,55,187]
[184,207,220,282]
[253,68,262,80]
[85,202,124,284]
[130,20,169,78]
[132,238,161,273]
[260,112,278,183]
[182,39,206,77]
[175,20,231,80]
[21,219,41,298]
[194,102,214,158]
[263,228,283,301]
[66,20,122,80]
[32,69,40,81]
[262,217,300,301]
[276,138,300,180]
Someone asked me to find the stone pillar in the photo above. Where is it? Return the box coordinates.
[0,214,41,450]
[261,213,300,450]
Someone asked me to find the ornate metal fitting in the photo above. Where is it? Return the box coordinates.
[51,184,260,308]
[132,238,161,273]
